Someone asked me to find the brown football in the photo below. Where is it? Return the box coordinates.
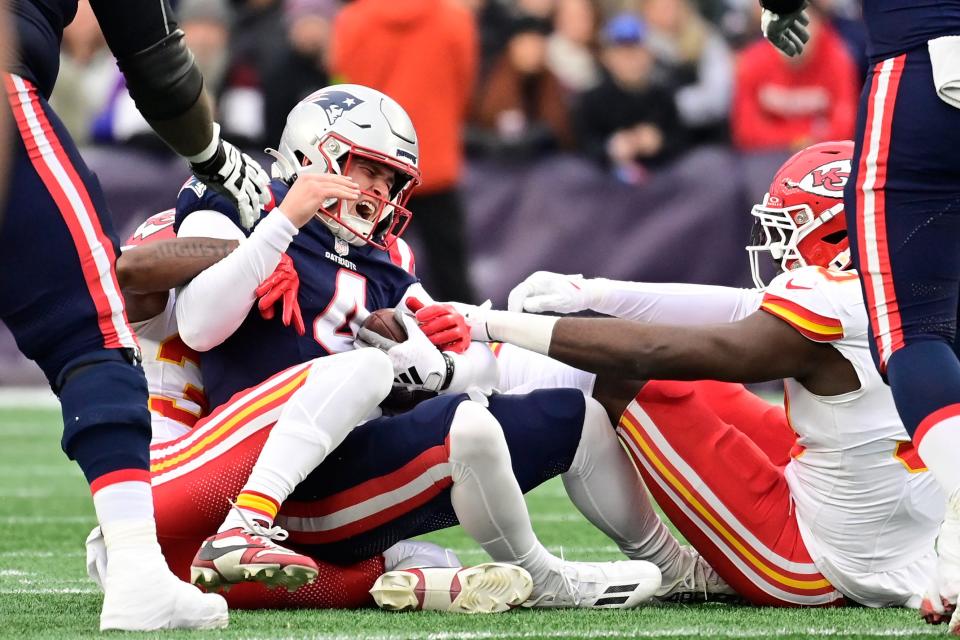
[361,308,408,343]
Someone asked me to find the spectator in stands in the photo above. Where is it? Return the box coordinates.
[473,14,575,158]
[643,0,733,144]
[50,0,114,145]
[546,0,602,93]
[332,0,478,302]
[731,8,857,152]
[574,13,685,183]
[261,0,336,144]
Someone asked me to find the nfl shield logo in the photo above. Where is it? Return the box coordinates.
[334,237,350,256]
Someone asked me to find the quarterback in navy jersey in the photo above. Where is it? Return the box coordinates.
[174,174,419,408]
[760,0,960,630]
[2,0,276,632]
[172,84,664,609]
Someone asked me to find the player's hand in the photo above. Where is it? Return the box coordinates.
[189,123,272,230]
[761,2,810,57]
[256,253,305,336]
[386,312,452,393]
[507,271,601,314]
[407,297,471,354]
[277,173,360,228]
[445,300,495,342]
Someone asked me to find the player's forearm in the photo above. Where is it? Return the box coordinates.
[176,211,297,351]
[484,312,731,382]
[117,238,239,294]
[144,93,216,158]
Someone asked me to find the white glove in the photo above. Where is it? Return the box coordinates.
[385,313,452,393]
[447,300,494,342]
[189,123,272,230]
[507,271,604,314]
[761,3,810,57]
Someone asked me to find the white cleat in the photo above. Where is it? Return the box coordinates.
[656,547,739,602]
[523,560,661,609]
[927,489,960,632]
[99,552,228,631]
[371,563,533,614]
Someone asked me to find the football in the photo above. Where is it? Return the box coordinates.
[361,308,408,344]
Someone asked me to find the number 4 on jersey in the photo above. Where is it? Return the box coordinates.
[314,269,369,353]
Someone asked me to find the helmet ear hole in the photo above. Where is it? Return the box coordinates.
[821,230,847,245]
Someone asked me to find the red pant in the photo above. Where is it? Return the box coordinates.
[619,380,845,607]
[150,362,382,609]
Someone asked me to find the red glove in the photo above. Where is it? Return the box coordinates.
[407,297,470,354]
[256,253,305,336]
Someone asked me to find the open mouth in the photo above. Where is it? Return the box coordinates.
[355,200,377,221]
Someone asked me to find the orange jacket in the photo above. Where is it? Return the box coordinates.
[331,0,478,193]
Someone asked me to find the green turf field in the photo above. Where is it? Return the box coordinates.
[0,407,947,639]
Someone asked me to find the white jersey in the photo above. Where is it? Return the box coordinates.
[134,289,207,445]
[761,266,943,607]
[124,211,208,445]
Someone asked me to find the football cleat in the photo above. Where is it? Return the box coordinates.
[656,547,739,602]
[191,521,319,592]
[371,563,533,614]
[523,560,661,609]
[925,489,960,630]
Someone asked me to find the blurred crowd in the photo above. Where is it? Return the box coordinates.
[51,0,866,300]
[55,0,866,172]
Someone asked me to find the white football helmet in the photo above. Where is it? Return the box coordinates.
[266,84,421,250]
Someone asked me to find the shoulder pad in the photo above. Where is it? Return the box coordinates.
[173,176,246,234]
[124,209,176,248]
[387,237,417,276]
[761,267,861,342]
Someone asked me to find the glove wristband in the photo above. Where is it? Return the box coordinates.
[187,122,223,165]
[440,353,455,391]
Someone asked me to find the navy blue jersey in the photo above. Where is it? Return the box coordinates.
[863,1,960,61]
[174,177,420,408]
[10,0,77,96]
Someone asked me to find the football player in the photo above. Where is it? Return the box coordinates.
[760,0,960,624]
[83,211,516,613]
[455,141,945,610]
[165,84,662,609]
[5,0,271,630]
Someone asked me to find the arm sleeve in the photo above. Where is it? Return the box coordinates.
[591,280,763,325]
[175,210,298,351]
[89,0,177,59]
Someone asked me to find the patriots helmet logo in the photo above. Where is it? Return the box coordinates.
[310,90,365,126]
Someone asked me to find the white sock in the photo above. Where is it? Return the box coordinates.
[92,479,155,527]
[447,401,561,583]
[221,350,394,532]
[562,397,685,581]
[917,413,960,497]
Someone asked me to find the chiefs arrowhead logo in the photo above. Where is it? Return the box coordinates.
[797,160,851,198]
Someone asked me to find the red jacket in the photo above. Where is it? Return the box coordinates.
[732,25,857,151]
[331,0,478,193]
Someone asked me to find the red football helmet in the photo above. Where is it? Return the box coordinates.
[747,141,854,288]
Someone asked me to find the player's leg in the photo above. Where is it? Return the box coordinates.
[221,348,394,532]
[0,74,226,630]
[618,380,844,606]
[844,49,960,618]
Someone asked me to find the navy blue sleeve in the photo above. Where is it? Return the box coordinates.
[173,176,247,235]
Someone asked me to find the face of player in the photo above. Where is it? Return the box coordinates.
[343,157,397,222]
